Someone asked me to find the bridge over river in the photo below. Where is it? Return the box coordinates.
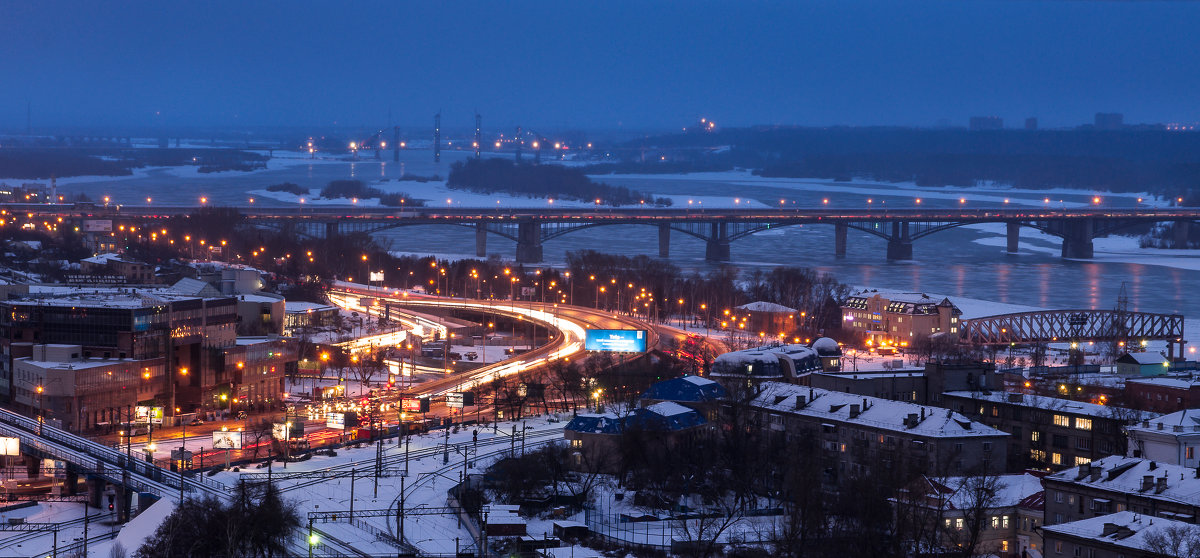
[9,204,1200,263]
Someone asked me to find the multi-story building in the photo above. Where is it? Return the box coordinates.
[11,343,164,431]
[840,291,962,349]
[1043,457,1200,527]
[943,391,1151,472]
[215,336,297,413]
[1125,374,1200,413]
[0,287,237,417]
[748,382,1008,483]
[1126,409,1200,466]
[79,253,157,284]
[810,361,1000,405]
[1042,511,1194,558]
[896,472,1045,558]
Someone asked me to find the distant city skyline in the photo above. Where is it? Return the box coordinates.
[1,1,1199,131]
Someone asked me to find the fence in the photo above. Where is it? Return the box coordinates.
[583,508,785,551]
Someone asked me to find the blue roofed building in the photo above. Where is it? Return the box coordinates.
[640,375,726,420]
[564,401,709,472]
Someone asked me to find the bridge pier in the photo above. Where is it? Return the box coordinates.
[325,221,339,240]
[1007,222,1020,254]
[515,221,543,263]
[705,222,730,262]
[475,223,487,257]
[1060,219,1094,259]
[886,221,913,260]
[87,477,104,508]
[835,223,848,257]
[658,224,670,258]
[1174,220,1191,249]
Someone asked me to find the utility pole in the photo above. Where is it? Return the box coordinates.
[474,112,481,159]
[392,126,400,162]
[515,126,522,162]
[434,112,441,163]
[398,475,406,544]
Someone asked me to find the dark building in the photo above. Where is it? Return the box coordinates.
[1024,117,1038,130]
[0,287,237,418]
[1042,457,1200,527]
[748,382,1008,482]
[942,391,1153,472]
[1094,112,1124,130]
[969,116,1004,130]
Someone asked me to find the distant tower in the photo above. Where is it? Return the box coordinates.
[474,112,481,159]
[393,126,400,162]
[434,112,441,163]
[515,126,522,162]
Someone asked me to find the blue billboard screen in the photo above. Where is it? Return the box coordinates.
[585,329,647,352]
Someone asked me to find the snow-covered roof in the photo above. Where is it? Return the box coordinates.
[12,286,220,309]
[1127,409,1200,435]
[1042,511,1199,553]
[711,344,822,378]
[1118,352,1170,366]
[81,253,123,265]
[645,401,693,417]
[931,473,1044,510]
[735,301,797,314]
[285,301,337,313]
[169,277,221,297]
[811,337,841,356]
[943,391,1152,420]
[238,293,284,304]
[565,403,706,435]
[1126,376,1199,390]
[752,382,1007,438]
[641,375,726,403]
[1045,457,1200,506]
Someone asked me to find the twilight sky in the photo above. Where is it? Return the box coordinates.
[1,1,1198,132]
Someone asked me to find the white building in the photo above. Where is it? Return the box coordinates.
[1126,409,1200,466]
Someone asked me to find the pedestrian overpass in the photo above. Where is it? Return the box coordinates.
[0,407,227,520]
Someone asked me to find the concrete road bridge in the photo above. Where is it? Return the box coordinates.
[11,203,1200,263]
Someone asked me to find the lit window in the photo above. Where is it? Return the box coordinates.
[1052,452,1063,465]
[1053,415,1070,427]
[1188,447,1195,460]
[1075,456,1091,467]
[1075,418,1092,431]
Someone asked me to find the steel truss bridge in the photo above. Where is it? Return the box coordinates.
[12,203,1200,263]
[960,309,1185,349]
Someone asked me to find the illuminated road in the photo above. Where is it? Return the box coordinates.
[329,283,657,397]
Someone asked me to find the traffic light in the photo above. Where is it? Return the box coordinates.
[419,397,430,413]
[107,493,115,511]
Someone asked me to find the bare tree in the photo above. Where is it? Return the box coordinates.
[1144,523,1200,558]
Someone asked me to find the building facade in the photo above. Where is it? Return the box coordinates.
[0,288,237,418]
[748,382,1008,484]
[1043,457,1200,527]
[1126,409,1200,466]
[942,391,1150,472]
[840,291,962,349]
